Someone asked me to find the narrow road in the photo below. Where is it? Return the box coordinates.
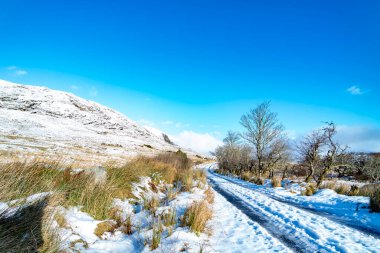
[207,169,380,253]
[209,169,380,239]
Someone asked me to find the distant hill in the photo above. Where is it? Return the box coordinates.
[0,80,193,165]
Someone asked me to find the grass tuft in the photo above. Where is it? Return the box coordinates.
[94,221,117,238]
[271,177,282,188]
[151,220,163,250]
[204,187,214,204]
[181,200,212,235]
[302,185,316,196]
[370,188,380,213]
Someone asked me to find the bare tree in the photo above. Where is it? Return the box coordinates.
[364,156,380,182]
[240,101,286,177]
[223,131,240,146]
[316,122,348,187]
[298,122,348,186]
[297,129,326,183]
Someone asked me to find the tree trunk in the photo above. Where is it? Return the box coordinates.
[305,165,314,183]
[316,166,330,188]
[282,166,288,181]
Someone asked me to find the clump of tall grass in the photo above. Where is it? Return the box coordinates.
[241,171,254,182]
[121,215,133,235]
[252,177,264,185]
[94,220,117,238]
[142,195,160,214]
[204,187,214,204]
[162,208,177,228]
[320,181,362,196]
[335,184,350,195]
[164,185,177,203]
[370,188,380,213]
[301,185,316,196]
[271,177,282,188]
[0,194,63,253]
[193,169,207,186]
[151,220,163,250]
[181,200,212,235]
[320,181,336,190]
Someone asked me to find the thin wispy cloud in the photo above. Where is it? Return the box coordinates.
[15,70,27,76]
[70,85,80,90]
[6,66,28,76]
[347,85,364,95]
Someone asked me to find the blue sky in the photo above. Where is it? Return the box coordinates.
[0,0,379,153]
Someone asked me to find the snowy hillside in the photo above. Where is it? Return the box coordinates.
[0,80,184,164]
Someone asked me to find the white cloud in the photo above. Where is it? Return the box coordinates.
[89,86,98,97]
[6,66,27,76]
[347,85,363,95]
[336,125,380,152]
[170,131,223,155]
[15,70,27,76]
[70,85,80,90]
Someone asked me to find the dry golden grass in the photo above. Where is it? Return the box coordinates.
[94,221,117,238]
[320,181,336,190]
[0,150,197,250]
[370,188,380,213]
[54,211,68,229]
[0,150,194,220]
[241,171,254,182]
[151,220,163,250]
[335,184,350,195]
[164,185,177,202]
[181,200,212,235]
[162,208,177,227]
[0,194,64,253]
[301,185,316,196]
[120,216,133,235]
[143,196,160,214]
[252,177,264,185]
[271,177,282,188]
[193,169,207,185]
[204,187,214,204]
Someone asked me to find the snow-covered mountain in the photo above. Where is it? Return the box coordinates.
[0,80,184,165]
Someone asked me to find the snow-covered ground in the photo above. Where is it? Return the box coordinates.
[206,164,380,253]
[208,166,380,235]
[206,190,291,253]
[55,176,211,252]
[53,173,295,253]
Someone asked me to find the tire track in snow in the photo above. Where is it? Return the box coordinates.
[208,170,380,253]
[210,170,380,239]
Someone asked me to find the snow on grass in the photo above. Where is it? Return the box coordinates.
[51,174,214,252]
